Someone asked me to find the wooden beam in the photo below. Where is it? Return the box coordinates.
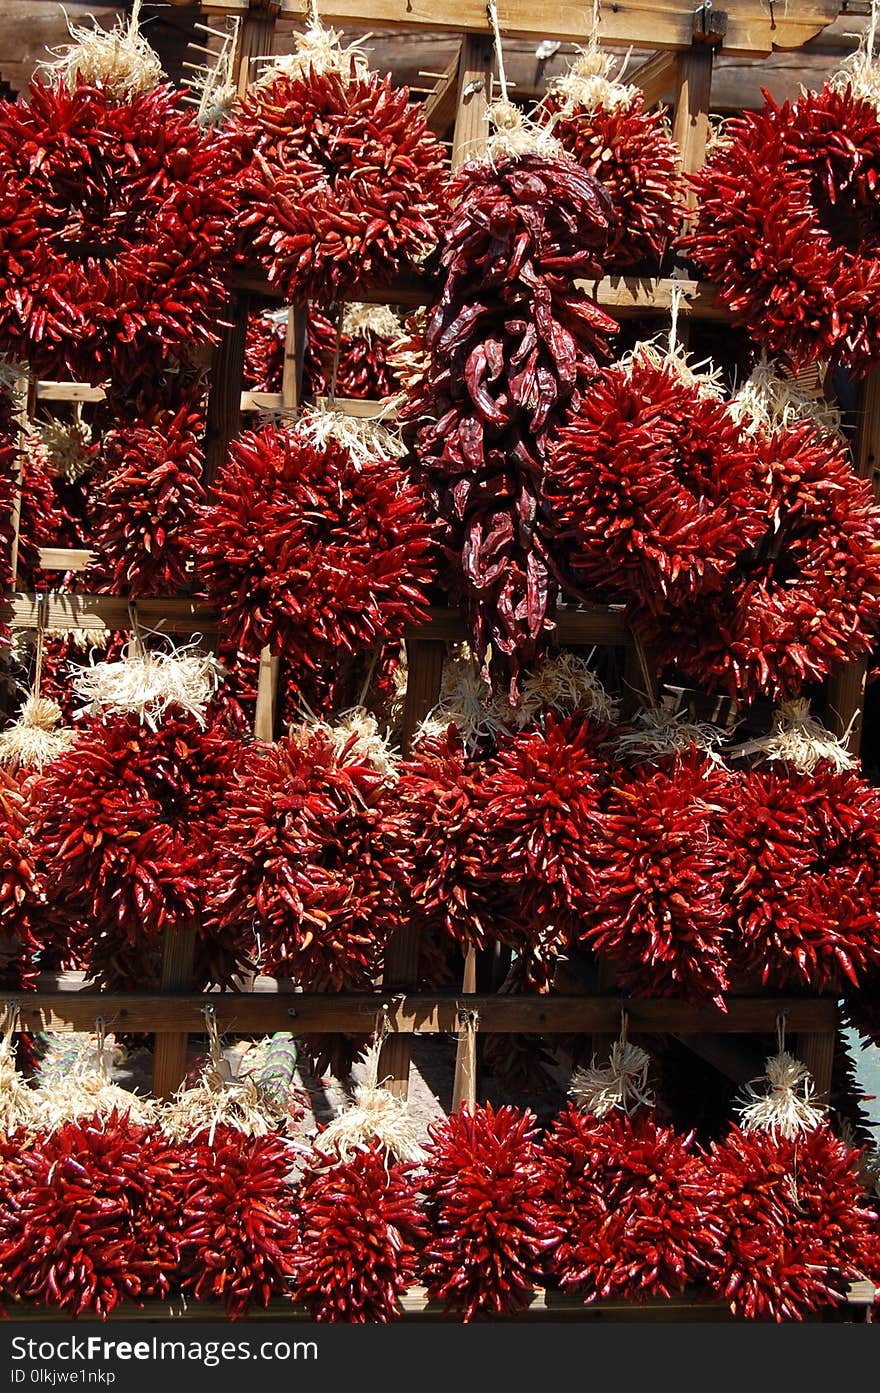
[202,0,840,58]
[0,593,217,636]
[37,548,94,572]
[422,46,461,136]
[5,984,839,1036]
[203,291,250,487]
[151,927,197,1101]
[630,49,677,107]
[451,33,492,170]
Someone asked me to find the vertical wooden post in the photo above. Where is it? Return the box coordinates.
[234,0,279,97]
[9,373,31,589]
[451,948,478,1110]
[380,638,445,1097]
[450,35,493,171]
[252,308,307,743]
[151,925,198,1100]
[799,1021,836,1105]
[203,291,250,488]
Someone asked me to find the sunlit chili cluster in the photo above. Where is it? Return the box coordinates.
[0,1099,876,1322]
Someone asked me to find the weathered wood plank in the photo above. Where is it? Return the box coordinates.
[5,986,839,1036]
[202,0,840,57]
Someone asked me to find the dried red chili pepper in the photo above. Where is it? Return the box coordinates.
[702,1124,880,1320]
[291,1141,426,1322]
[406,151,618,698]
[547,353,767,616]
[231,65,447,305]
[303,305,405,400]
[177,1125,298,1319]
[208,726,400,992]
[420,1103,558,1320]
[579,754,733,1004]
[193,423,436,672]
[542,1102,713,1303]
[0,79,236,383]
[684,81,880,374]
[0,1112,181,1318]
[85,402,206,597]
[723,763,880,992]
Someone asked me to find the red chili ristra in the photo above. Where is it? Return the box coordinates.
[0,1112,181,1319]
[193,423,436,670]
[177,1126,298,1319]
[208,727,401,992]
[542,1103,715,1303]
[231,66,447,305]
[684,81,880,374]
[420,1103,559,1320]
[701,1125,880,1320]
[406,152,618,698]
[291,1142,426,1322]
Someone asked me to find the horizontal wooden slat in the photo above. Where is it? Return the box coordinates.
[0,593,217,635]
[37,547,94,572]
[202,0,839,57]
[5,982,839,1035]
[403,605,631,645]
[34,381,105,403]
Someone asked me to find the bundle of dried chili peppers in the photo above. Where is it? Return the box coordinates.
[0,78,236,383]
[702,1123,880,1319]
[579,753,733,1004]
[230,45,447,305]
[542,1102,713,1303]
[547,352,767,616]
[636,421,880,701]
[193,422,435,672]
[291,1140,426,1322]
[304,304,404,400]
[208,726,400,992]
[723,763,880,992]
[407,149,617,698]
[243,312,287,394]
[28,708,247,991]
[176,1125,299,1318]
[0,767,42,990]
[419,1103,558,1320]
[85,401,206,597]
[684,80,880,374]
[0,1111,181,1318]
[537,49,683,270]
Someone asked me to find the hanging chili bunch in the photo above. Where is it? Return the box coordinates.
[28,708,247,991]
[85,402,206,597]
[703,1046,880,1320]
[420,1103,558,1320]
[579,754,733,1004]
[0,76,237,383]
[0,1112,181,1318]
[193,422,436,670]
[230,28,447,305]
[304,303,404,400]
[291,1140,426,1322]
[547,352,767,616]
[208,727,401,991]
[461,713,610,955]
[683,79,880,374]
[15,431,68,589]
[176,1125,298,1318]
[0,386,20,597]
[243,312,287,393]
[638,422,880,700]
[542,1102,713,1303]
[537,47,684,270]
[407,139,617,698]
[0,767,42,991]
[723,763,880,991]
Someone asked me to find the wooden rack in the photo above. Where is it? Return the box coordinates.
[6,0,879,1319]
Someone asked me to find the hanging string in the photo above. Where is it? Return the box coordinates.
[454,1007,480,1111]
[329,304,344,406]
[869,0,879,63]
[32,593,47,700]
[306,0,321,27]
[667,281,683,359]
[486,0,509,105]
